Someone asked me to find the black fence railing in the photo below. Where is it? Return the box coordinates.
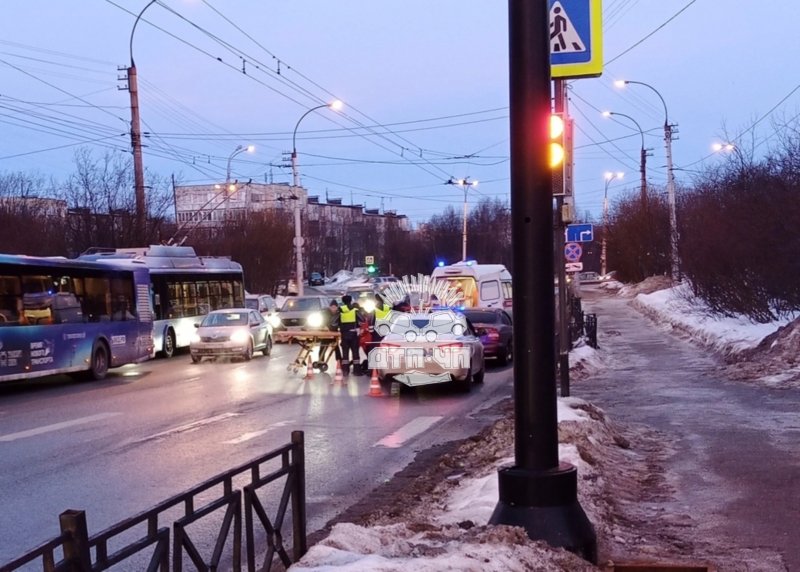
[1,431,306,572]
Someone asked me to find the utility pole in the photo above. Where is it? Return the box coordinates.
[489,0,596,562]
[665,123,680,280]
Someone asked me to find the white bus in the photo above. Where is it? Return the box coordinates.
[80,245,244,357]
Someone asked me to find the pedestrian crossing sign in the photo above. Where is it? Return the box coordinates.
[550,0,603,79]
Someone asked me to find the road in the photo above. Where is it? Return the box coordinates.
[578,287,800,570]
[0,341,512,564]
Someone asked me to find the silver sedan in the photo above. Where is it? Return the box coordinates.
[190,308,273,362]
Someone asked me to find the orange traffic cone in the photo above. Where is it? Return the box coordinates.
[304,355,314,380]
[333,360,344,384]
[367,369,382,397]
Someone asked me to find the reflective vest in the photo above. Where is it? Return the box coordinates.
[374,303,391,320]
[340,304,357,324]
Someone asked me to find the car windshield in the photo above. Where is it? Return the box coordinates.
[245,299,258,310]
[462,310,499,324]
[281,297,322,312]
[203,312,247,327]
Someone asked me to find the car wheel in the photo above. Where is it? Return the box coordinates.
[161,329,176,359]
[474,365,485,384]
[263,335,273,356]
[243,341,253,361]
[191,354,201,364]
[455,367,473,393]
[497,342,513,366]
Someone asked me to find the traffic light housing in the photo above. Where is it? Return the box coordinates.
[367,264,377,274]
[549,113,565,169]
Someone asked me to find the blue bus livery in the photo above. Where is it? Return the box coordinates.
[0,253,154,383]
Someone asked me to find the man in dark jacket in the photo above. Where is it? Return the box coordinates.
[319,299,341,364]
[338,295,361,375]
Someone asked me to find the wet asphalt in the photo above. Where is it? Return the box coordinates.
[576,288,800,570]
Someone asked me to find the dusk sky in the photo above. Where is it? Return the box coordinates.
[2,1,799,224]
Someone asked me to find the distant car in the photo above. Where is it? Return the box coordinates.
[578,271,601,284]
[190,308,272,363]
[245,293,278,317]
[308,272,325,286]
[373,309,485,392]
[599,270,618,282]
[461,308,513,366]
[271,295,330,342]
[345,289,379,313]
[371,276,399,291]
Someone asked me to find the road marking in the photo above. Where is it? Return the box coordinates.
[223,420,295,444]
[0,412,121,442]
[373,416,443,448]
[138,412,240,443]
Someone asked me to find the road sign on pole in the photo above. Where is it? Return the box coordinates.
[365,255,374,265]
[566,223,593,242]
[549,0,603,79]
[564,242,582,262]
[566,262,583,272]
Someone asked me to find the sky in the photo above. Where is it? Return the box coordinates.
[286,281,796,570]
[2,1,800,226]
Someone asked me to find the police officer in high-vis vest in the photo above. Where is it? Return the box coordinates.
[338,295,360,375]
[365,293,392,369]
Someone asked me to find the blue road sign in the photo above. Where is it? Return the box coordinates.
[566,223,593,242]
[549,0,603,79]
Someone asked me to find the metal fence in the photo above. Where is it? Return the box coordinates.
[1,431,306,572]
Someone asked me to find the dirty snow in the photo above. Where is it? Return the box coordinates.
[290,278,796,571]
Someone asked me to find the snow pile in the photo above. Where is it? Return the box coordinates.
[617,275,672,297]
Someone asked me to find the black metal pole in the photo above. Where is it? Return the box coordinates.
[489,1,596,562]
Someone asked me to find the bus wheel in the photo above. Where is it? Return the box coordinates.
[89,342,109,380]
[162,329,176,358]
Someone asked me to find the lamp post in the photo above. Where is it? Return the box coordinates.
[601,172,624,277]
[290,100,342,295]
[602,111,647,208]
[615,79,679,280]
[226,144,255,183]
[127,0,157,244]
[447,177,478,261]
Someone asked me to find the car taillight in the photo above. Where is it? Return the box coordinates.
[485,327,500,341]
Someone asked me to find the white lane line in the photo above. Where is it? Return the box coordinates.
[138,413,240,443]
[0,412,121,442]
[373,416,443,449]
[223,420,296,444]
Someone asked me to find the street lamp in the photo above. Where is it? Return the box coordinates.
[447,176,478,261]
[226,144,255,183]
[601,171,624,276]
[290,100,343,295]
[602,111,647,207]
[127,0,158,243]
[615,79,680,280]
[712,142,735,152]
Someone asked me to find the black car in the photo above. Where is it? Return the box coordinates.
[461,308,513,366]
[308,272,325,286]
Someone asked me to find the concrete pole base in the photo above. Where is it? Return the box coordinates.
[489,462,597,563]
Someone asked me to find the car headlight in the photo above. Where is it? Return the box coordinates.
[363,300,376,313]
[230,330,250,344]
[269,314,282,328]
[306,312,323,329]
[191,333,201,344]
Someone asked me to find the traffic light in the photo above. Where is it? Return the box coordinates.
[549,113,565,169]
[367,264,377,274]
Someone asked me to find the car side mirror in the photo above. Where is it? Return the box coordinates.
[194,323,200,328]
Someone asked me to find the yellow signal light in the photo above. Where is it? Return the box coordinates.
[549,113,565,168]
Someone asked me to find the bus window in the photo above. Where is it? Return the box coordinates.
[83,277,111,322]
[110,277,136,321]
[0,275,22,325]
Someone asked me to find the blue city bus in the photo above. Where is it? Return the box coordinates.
[0,253,154,383]
[79,245,245,358]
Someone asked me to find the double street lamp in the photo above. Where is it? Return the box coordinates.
[227,144,255,184]
[601,171,624,276]
[615,79,680,280]
[290,100,343,295]
[446,176,479,261]
[602,111,647,208]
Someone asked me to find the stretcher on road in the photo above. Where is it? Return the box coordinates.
[283,330,341,374]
